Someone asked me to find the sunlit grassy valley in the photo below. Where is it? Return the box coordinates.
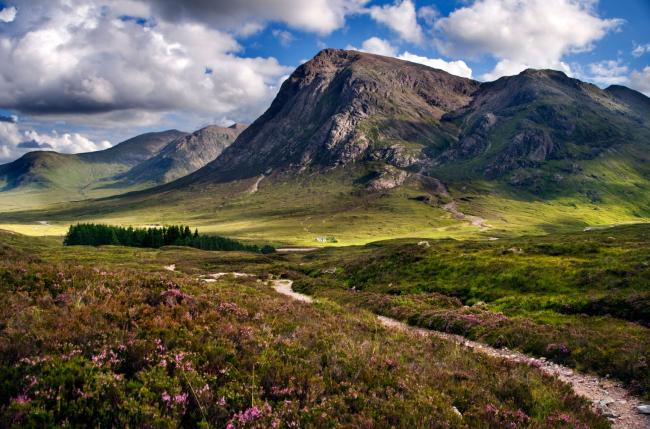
[1,47,650,428]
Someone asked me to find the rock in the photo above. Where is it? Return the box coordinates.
[452,406,462,417]
[417,241,430,248]
[369,145,419,168]
[367,166,409,191]
[598,401,619,418]
[637,405,650,414]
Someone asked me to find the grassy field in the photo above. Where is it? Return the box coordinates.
[1,153,649,246]
[0,231,610,428]
[291,224,650,398]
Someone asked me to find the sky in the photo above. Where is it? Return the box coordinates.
[0,0,649,163]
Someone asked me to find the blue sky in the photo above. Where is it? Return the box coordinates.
[0,0,648,162]
[244,0,650,79]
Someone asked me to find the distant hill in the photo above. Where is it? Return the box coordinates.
[115,124,246,185]
[0,130,187,192]
[0,130,187,209]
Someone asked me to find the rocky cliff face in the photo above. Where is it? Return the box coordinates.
[190,49,479,183]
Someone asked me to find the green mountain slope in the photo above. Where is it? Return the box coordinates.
[0,130,187,210]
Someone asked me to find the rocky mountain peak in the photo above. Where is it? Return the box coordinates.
[184,49,479,184]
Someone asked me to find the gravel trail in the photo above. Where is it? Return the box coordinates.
[271,279,650,429]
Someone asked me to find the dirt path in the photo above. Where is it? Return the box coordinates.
[248,175,265,194]
[270,279,650,429]
[198,272,254,283]
[271,279,313,302]
[443,201,490,230]
[276,247,319,253]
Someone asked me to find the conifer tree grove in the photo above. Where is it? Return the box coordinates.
[64,223,274,253]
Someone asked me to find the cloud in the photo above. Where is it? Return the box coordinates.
[143,0,368,35]
[369,0,423,44]
[22,129,112,154]
[0,118,112,162]
[272,29,294,47]
[630,67,650,96]
[0,122,22,148]
[398,52,473,78]
[356,37,398,56]
[584,60,629,86]
[17,140,53,149]
[417,5,439,27]
[0,1,293,129]
[0,6,17,23]
[435,0,623,80]
[349,37,473,78]
[632,43,650,57]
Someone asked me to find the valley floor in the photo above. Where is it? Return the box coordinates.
[0,225,649,427]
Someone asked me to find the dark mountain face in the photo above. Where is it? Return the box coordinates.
[117,124,246,184]
[80,129,188,164]
[178,50,650,194]
[190,49,480,183]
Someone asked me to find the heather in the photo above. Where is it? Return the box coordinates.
[293,224,650,398]
[0,231,609,428]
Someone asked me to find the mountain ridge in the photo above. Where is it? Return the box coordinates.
[114,123,246,185]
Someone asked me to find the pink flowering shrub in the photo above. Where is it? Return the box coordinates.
[0,238,611,429]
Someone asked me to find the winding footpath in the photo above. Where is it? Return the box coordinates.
[269,278,650,429]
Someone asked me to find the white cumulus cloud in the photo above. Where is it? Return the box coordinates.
[632,43,650,57]
[0,1,293,127]
[348,37,473,79]
[584,60,629,86]
[369,0,423,44]
[398,52,473,78]
[435,0,623,80]
[0,6,17,23]
[0,118,112,162]
[272,29,294,47]
[356,37,398,56]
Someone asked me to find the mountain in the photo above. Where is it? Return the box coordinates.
[0,130,187,192]
[115,124,246,185]
[0,130,187,209]
[183,48,479,185]
[437,69,650,181]
[177,49,650,198]
[2,49,649,242]
[80,130,188,165]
